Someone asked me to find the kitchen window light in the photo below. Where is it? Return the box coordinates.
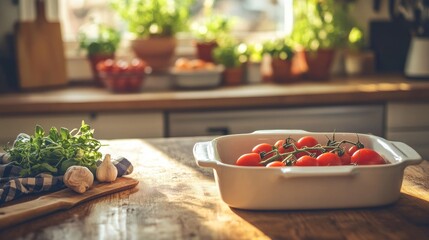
[59,0,293,81]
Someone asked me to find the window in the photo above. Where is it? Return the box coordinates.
[59,0,292,55]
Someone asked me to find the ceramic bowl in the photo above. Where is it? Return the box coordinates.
[170,65,224,89]
[193,130,422,210]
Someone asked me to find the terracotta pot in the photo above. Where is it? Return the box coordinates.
[271,58,295,83]
[303,49,336,81]
[130,37,176,72]
[223,67,243,86]
[88,53,114,86]
[195,41,217,62]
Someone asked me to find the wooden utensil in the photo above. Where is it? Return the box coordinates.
[15,0,67,89]
[0,177,139,229]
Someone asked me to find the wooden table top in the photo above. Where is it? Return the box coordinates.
[1,137,429,240]
[1,74,429,114]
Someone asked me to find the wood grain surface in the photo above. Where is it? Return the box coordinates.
[0,177,139,229]
[0,137,428,240]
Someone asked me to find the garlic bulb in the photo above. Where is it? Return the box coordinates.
[96,154,118,182]
[63,166,94,193]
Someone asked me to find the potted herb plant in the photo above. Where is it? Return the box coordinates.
[263,38,296,83]
[191,14,233,62]
[213,40,247,86]
[292,0,353,80]
[344,26,374,76]
[111,0,192,71]
[245,42,264,84]
[78,23,120,86]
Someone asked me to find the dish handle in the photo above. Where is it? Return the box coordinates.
[279,166,357,178]
[193,141,218,169]
[390,141,423,166]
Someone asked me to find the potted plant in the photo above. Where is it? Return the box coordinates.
[262,38,296,83]
[292,0,353,80]
[191,14,233,62]
[111,0,192,71]
[213,39,247,86]
[78,23,120,86]
[245,42,264,84]
[344,26,374,76]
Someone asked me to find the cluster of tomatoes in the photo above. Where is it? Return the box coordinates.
[174,58,216,71]
[96,58,147,92]
[235,135,386,167]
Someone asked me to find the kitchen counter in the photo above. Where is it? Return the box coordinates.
[1,136,429,240]
[1,74,429,114]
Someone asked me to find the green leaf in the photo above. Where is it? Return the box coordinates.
[32,163,58,175]
[35,125,44,137]
[49,127,59,142]
[60,127,70,140]
[6,121,102,177]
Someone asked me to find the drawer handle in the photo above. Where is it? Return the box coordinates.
[206,127,230,135]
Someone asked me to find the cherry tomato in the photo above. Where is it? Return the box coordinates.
[295,136,321,156]
[347,145,359,156]
[295,136,319,149]
[236,153,262,166]
[351,148,385,165]
[337,150,351,165]
[295,155,318,166]
[252,143,274,159]
[294,151,309,159]
[266,161,285,167]
[130,58,146,72]
[316,152,342,166]
[274,139,294,154]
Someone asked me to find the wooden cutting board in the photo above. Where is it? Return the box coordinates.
[15,0,67,89]
[0,177,139,229]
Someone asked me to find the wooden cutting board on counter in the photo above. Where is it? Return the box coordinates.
[0,177,139,229]
[15,0,67,89]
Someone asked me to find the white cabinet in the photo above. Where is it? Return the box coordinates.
[0,112,164,148]
[168,105,384,137]
[386,102,429,160]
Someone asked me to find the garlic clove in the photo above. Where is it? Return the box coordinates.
[63,166,94,194]
[96,154,118,183]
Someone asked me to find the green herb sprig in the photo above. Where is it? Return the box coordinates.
[5,121,102,177]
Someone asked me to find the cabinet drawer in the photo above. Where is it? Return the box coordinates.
[168,105,384,137]
[0,112,164,148]
[387,102,429,129]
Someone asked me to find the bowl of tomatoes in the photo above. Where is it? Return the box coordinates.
[170,58,224,89]
[193,130,422,210]
[96,58,148,93]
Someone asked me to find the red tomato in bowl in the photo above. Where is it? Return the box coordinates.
[351,149,385,165]
[266,161,285,167]
[274,139,294,154]
[296,136,321,157]
[295,136,318,149]
[316,152,342,166]
[236,153,263,166]
[295,155,318,166]
[252,143,274,159]
[337,150,351,165]
[347,145,359,156]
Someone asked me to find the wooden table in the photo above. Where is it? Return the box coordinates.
[1,137,429,240]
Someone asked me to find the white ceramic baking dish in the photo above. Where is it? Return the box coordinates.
[170,65,224,89]
[193,130,423,210]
